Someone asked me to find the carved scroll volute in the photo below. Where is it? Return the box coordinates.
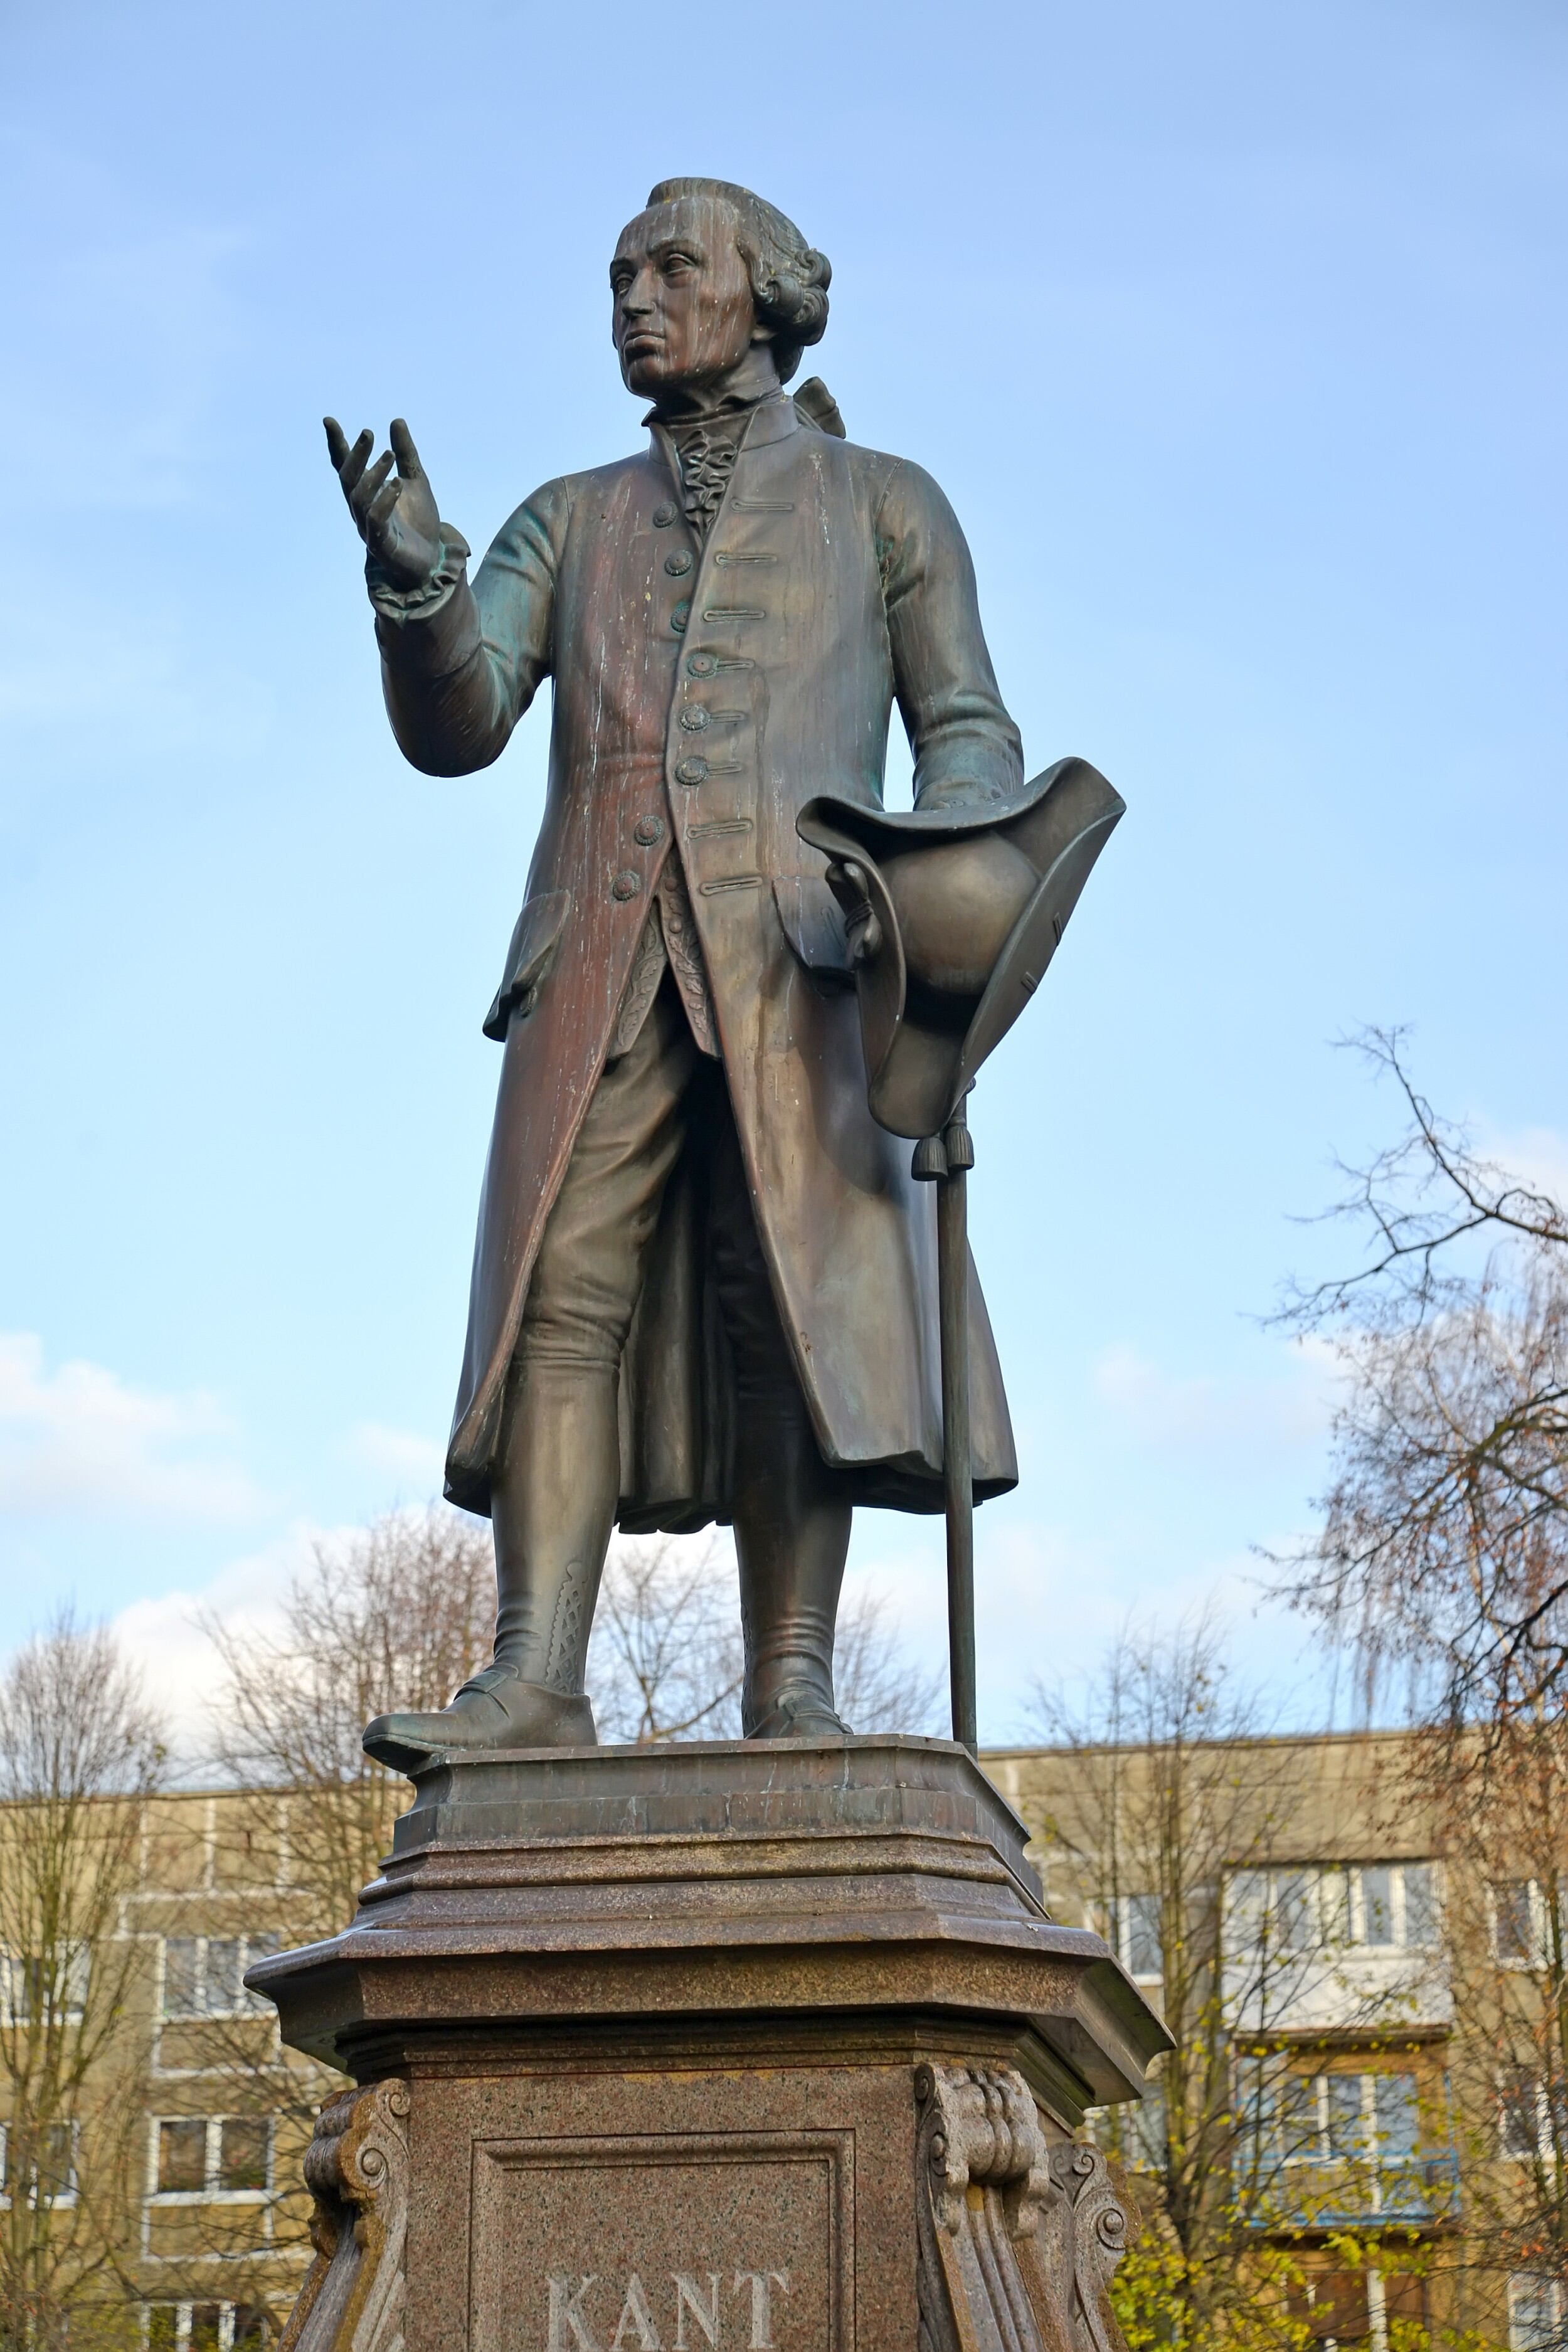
[1047,2144,1131,2352]
[914,2064,1132,2352]
[277,2079,411,2352]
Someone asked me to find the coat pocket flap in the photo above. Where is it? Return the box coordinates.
[773,876,853,986]
[482,889,573,1041]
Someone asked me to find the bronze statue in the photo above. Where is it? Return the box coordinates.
[325,179,1118,1764]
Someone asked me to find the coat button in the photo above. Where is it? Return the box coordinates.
[686,652,717,677]
[652,502,677,527]
[679,707,709,731]
[611,869,641,900]
[674,755,709,787]
[664,549,693,576]
[633,815,664,846]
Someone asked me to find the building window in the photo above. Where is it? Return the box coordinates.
[1491,1880,1564,1971]
[1102,1894,1163,1983]
[1124,2080,1166,2170]
[1271,2070,1410,2166]
[1509,2274,1565,2351]
[1290,2268,1370,2346]
[1288,2266,1425,2349]
[41,2122,76,2206]
[1498,2071,1568,2164]
[146,2305,273,2352]
[1227,1863,1439,1959]
[151,2119,273,2201]
[0,2119,80,2208]
[1091,2080,1166,2171]
[217,2120,271,2193]
[159,1934,281,2021]
[0,1946,91,2026]
[1242,2069,1438,2218]
[1229,1869,1318,1957]
[156,2120,209,2195]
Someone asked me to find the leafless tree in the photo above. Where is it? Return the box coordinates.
[205,1505,496,1939]
[1269,1029,1568,2340]
[1024,1614,1423,2349]
[0,1609,167,2352]
[588,1539,744,1742]
[189,1507,497,2300]
[209,1511,940,1890]
[1394,1712,1568,2348]
[1273,1027,1568,1728]
[587,1536,944,1743]
[833,1587,945,1734]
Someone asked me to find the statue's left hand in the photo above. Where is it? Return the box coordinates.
[324,415,445,591]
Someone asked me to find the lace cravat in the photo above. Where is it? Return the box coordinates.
[664,406,751,542]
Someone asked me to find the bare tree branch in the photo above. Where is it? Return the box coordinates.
[204,1505,496,1937]
[587,1537,943,1742]
[1276,1027,1565,1331]
[1268,1030,1568,1722]
[0,1609,168,2352]
[1022,1614,1357,2346]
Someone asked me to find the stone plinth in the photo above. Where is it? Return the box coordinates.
[253,1738,1168,2352]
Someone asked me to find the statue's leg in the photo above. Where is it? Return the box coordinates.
[495,980,701,1675]
[707,1101,854,1739]
[363,983,697,1767]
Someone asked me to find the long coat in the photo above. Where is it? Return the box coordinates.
[373,391,1025,1525]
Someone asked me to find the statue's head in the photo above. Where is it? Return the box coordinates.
[610,179,830,402]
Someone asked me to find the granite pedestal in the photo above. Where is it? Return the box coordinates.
[251,1737,1168,2352]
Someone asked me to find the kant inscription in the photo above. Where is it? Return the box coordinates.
[469,2134,851,2352]
[546,2270,789,2351]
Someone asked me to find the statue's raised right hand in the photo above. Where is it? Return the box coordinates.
[324,416,444,591]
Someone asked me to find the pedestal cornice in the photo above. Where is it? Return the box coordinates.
[250,1737,1170,2125]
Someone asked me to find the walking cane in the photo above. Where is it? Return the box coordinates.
[797,758,1126,1763]
[913,1100,978,1752]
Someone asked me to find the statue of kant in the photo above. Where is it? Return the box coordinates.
[326,179,1028,1765]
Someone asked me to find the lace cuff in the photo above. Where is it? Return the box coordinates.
[366,526,472,626]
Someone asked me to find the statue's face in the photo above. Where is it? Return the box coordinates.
[610,196,763,399]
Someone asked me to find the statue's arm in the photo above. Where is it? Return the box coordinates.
[370,482,568,778]
[876,460,1024,810]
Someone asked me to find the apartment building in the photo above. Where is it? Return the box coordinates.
[5,1735,1561,2351]
[987,1728,1560,2352]
[130,1792,337,2351]
[1,1789,336,2351]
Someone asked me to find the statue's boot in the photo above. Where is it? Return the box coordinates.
[736,1393,854,1740]
[363,1668,595,1772]
[362,1362,613,1769]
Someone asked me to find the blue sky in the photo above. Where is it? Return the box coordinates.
[3,0,1564,1745]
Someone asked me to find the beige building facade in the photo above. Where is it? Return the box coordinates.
[988,1729,1557,2351]
[1,1789,334,2351]
[127,1793,333,2351]
[3,1736,1559,2351]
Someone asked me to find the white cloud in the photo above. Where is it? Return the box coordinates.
[341,1421,448,1493]
[0,1332,262,1520]
[110,1520,349,1771]
[1088,1337,1338,1451]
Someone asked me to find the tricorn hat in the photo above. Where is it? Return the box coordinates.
[796,757,1125,1141]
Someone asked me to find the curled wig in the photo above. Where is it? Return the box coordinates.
[646,178,830,384]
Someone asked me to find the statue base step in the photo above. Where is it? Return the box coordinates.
[252,1737,1168,2352]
